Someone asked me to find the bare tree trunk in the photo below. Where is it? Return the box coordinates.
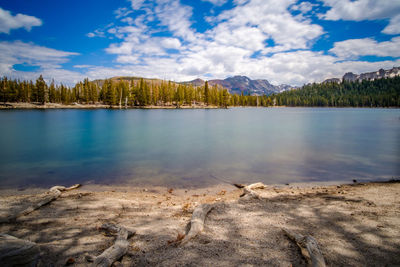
[0,234,40,267]
[240,182,266,200]
[86,223,135,267]
[283,228,326,267]
[180,203,214,245]
[0,184,81,223]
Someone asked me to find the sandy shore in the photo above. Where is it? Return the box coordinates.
[0,181,399,266]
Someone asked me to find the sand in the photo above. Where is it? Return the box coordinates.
[0,181,399,266]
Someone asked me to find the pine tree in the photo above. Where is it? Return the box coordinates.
[204,81,209,106]
[36,75,47,105]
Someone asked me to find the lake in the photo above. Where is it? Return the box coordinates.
[0,108,398,188]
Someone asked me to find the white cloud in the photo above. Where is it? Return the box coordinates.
[114,7,133,19]
[130,0,146,10]
[3,0,400,87]
[86,29,105,38]
[290,2,315,14]
[73,65,94,68]
[0,7,42,34]
[382,14,400,34]
[201,0,228,6]
[320,0,400,21]
[0,41,82,85]
[329,37,400,59]
[211,0,323,51]
[161,38,181,49]
[90,0,399,86]
[320,0,400,35]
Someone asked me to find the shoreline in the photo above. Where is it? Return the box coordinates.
[2,102,399,110]
[0,102,222,110]
[0,178,380,197]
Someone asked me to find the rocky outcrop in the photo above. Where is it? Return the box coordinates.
[342,67,400,82]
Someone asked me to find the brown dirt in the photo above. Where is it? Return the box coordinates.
[0,181,399,266]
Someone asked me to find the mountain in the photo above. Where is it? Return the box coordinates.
[183,76,295,96]
[323,67,400,83]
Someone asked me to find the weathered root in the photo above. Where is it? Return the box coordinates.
[0,233,40,267]
[87,223,135,267]
[0,184,81,223]
[241,182,266,200]
[180,203,214,245]
[283,228,326,267]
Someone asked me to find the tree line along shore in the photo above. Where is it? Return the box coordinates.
[0,75,399,108]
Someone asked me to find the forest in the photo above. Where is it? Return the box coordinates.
[275,76,400,107]
[0,75,399,107]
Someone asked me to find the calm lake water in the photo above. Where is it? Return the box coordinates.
[0,108,399,188]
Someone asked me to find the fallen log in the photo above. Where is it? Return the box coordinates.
[0,234,40,267]
[0,184,81,223]
[86,223,135,267]
[180,203,214,245]
[283,228,326,267]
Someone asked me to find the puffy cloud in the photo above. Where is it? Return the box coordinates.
[211,0,323,51]
[0,7,42,34]
[91,0,398,86]
[320,0,400,35]
[290,1,315,14]
[320,0,400,21]
[3,0,400,87]
[160,38,181,49]
[329,37,400,59]
[382,14,400,34]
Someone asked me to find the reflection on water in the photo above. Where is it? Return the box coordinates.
[0,108,398,188]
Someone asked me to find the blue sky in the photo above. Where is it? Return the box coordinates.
[0,0,400,86]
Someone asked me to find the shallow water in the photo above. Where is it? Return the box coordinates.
[0,108,398,188]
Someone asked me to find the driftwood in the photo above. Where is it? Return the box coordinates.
[240,182,266,200]
[180,203,214,245]
[86,223,135,267]
[283,228,326,267]
[0,234,40,267]
[0,184,81,223]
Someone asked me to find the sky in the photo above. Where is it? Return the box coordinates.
[0,0,400,86]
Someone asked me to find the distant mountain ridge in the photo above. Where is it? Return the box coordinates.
[182,76,295,96]
[323,67,400,83]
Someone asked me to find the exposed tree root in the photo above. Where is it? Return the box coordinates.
[240,182,266,200]
[180,203,214,245]
[283,228,326,267]
[0,184,81,223]
[0,233,40,267]
[86,223,135,267]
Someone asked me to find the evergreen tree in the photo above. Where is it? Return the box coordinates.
[204,81,209,106]
[36,75,48,105]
